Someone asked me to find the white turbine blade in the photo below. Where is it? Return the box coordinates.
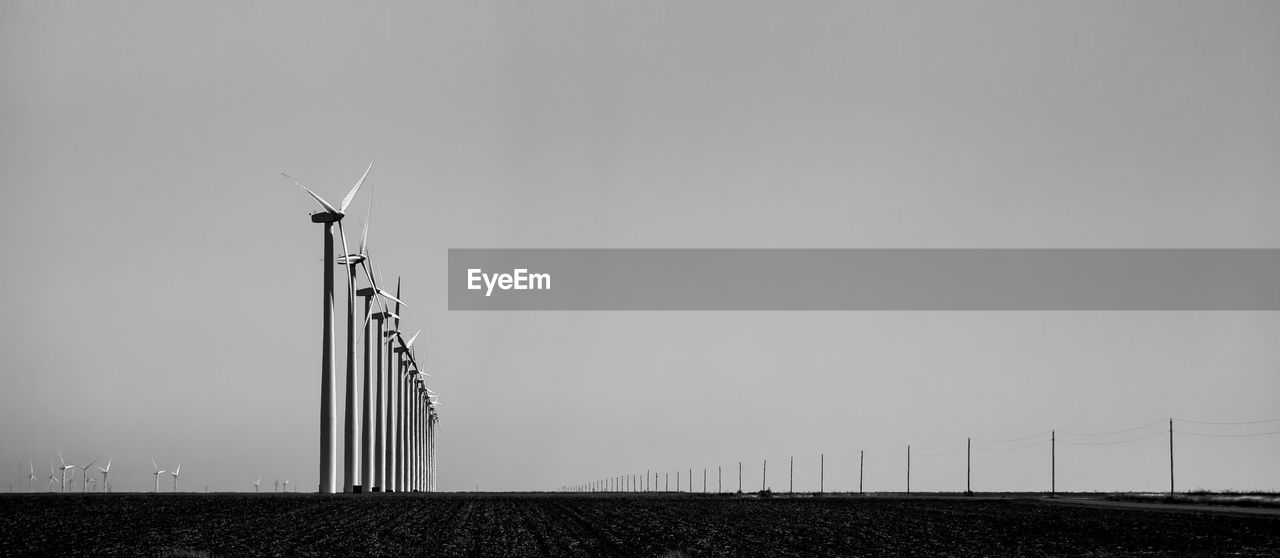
[152,459,158,472]
[339,162,373,213]
[57,451,66,467]
[377,289,407,308]
[405,330,421,348]
[175,463,181,475]
[359,191,371,255]
[337,221,351,268]
[283,173,340,215]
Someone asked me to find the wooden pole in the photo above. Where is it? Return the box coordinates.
[820,454,824,493]
[1051,430,1055,496]
[762,459,767,491]
[1169,419,1175,495]
[718,465,722,493]
[703,468,706,493]
[966,437,971,494]
[906,445,911,494]
[789,456,794,494]
[738,461,742,492]
[859,450,864,495]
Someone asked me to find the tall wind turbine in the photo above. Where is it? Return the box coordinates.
[171,463,181,492]
[285,162,372,494]
[254,477,261,493]
[56,452,74,493]
[76,457,99,493]
[98,460,111,493]
[27,462,35,493]
[152,460,166,492]
[48,463,59,492]
[338,198,406,493]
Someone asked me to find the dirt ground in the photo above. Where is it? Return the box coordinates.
[2,492,1278,556]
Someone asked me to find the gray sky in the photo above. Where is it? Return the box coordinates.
[2,1,1278,493]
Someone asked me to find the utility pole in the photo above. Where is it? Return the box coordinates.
[718,466,722,493]
[820,453,824,494]
[666,472,669,491]
[906,445,911,494]
[789,456,794,494]
[1169,419,1175,495]
[1051,430,1056,496]
[738,461,742,492]
[859,450,864,495]
[703,468,706,493]
[966,437,971,494]
[762,459,767,491]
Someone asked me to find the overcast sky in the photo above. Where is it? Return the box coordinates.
[2,1,1279,493]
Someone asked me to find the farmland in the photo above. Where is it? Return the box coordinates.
[2,492,1278,556]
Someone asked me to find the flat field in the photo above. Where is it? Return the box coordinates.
[2,492,1278,556]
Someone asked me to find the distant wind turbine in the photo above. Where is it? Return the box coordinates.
[56,452,74,493]
[152,460,166,492]
[98,460,112,493]
[283,479,289,492]
[254,477,260,493]
[47,463,58,492]
[171,463,181,492]
[28,461,36,493]
[76,457,99,493]
[285,162,371,494]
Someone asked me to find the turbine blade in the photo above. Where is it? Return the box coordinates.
[339,161,373,213]
[406,330,421,349]
[377,289,407,308]
[359,191,371,255]
[283,173,340,215]
[337,221,351,268]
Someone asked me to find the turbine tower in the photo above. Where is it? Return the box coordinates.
[76,457,99,493]
[285,162,371,494]
[56,452,74,493]
[171,463,181,492]
[152,460,166,492]
[27,462,35,493]
[98,460,111,493]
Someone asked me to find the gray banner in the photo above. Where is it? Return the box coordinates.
[447,249,1280,310]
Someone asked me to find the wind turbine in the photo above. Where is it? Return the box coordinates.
[171,463,181,492]
[152,460,166,492]
[254,477,260,493]
[282,479,289,492]
[48,463,59,492]
[98,460,111,493]
[56,452,74,493]
[76,457,99,493]
[274,478,279,493]
[27,461,35,493]
[285,162,371,494]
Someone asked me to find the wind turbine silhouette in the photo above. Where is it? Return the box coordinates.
[152,460,166,492]
[171,463,181,492]
[55,452,74,493]
[47,463,59,492]
[76,457,99,493]
[27,462,35,493]
[285,162,371,494]
[98,460,111,493]
[254,477,260,493]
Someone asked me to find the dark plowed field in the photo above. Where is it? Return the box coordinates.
[2,492,1278,556]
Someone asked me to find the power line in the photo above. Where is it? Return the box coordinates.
[1174,430,1280,438]
[1174,417,1280,426]
[1057,420,1166,437]
[1056,431,1166,446]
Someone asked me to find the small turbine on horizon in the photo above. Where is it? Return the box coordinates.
[254,477,261,493]
[171,463,181,492]
[55,452,74,493]
[152,460,166,492]
[98,460,112,493]
[76,457,99,494]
